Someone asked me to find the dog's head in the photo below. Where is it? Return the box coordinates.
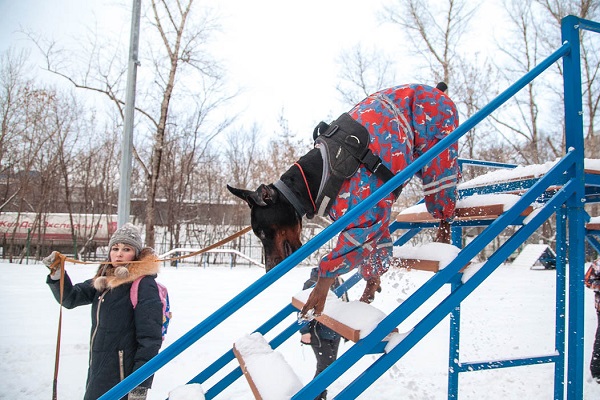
[227,184,302,272]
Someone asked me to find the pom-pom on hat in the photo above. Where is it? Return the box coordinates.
[108,223,143,256]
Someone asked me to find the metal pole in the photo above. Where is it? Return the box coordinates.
[117,0,142,228]
[561,15,585,400]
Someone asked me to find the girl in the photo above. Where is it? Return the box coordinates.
[45,223,163,400]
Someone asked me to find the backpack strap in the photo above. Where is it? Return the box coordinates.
[130,276,143,308]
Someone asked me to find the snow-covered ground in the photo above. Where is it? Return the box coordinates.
[2,259,600,399]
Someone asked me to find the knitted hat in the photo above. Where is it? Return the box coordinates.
[108,223,143,256]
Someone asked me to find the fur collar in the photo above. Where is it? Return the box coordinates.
[93,247,160,291]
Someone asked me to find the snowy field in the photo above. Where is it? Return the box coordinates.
[2,260,600,399]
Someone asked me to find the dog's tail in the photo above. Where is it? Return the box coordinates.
[436,81,448,93]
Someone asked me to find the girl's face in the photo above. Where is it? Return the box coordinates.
[110,243,137,263]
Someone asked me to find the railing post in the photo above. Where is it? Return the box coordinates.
[448,226,464,399]
[561,14,586,400]
[555,206,567,399]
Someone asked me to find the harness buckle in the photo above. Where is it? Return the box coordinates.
[361,150,382,173]
[324,125,339,138]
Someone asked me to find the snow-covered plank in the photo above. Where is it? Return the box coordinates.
[233,333,303,400]
[396,194,532,223]
[291,297,362,342]
[393,242,468,273]
[458,158,600,190]
[292,291,396,343]
[588,216,600,231]
[586,165,600,175]
[394,258,441,272]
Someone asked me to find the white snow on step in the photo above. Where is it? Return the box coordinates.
[393,242,462,269]
[458,158,600,189]
[168,383,206,400]
[511,244,549,268]
[398,193,523,216]
[294,290,387,339]
[234,332,303,400]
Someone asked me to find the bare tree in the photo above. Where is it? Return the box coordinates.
[487,0,559,165]
[380,0,501,165]
[533,0,600,226]
[0,49,32,211]
[158,105,225,250]
[335,44,397,106]
[30,0,234,247]
[382,0,478,85]
[534,0,600,156]
[224,124,263,190]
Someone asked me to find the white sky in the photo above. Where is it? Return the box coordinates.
[0,0,505,141]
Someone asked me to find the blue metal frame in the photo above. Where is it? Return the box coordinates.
[99,15,598,400]
[562,15,588,400]
[588,234,600,254]
[324,154,577,400]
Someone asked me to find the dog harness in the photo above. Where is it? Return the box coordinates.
[312,113,402,217]
[318,84,460,280]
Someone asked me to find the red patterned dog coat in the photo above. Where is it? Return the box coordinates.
[318,83,460,279]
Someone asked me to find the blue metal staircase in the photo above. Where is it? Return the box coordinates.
[100,15,600,400]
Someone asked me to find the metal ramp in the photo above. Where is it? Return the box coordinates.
[511,243,555,269]
[99,15,600,400]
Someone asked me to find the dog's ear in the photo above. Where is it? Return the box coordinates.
[257,184,279,205]
[227,184,257,208]
[227,184,278,208]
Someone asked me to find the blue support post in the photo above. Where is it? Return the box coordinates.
[555,207,567,399]
[447,275,462,400]
[561,15,586,400]
[448,226,464,399]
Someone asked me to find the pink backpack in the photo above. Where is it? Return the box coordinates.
[130,276,172,340]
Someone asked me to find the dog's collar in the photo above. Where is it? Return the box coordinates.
[273,180,314,219]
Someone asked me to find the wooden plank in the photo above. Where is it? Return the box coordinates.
[292,297,399,343]
[458,163,599,190]
[393,257,470,273]
[395,210,436,223]
[292,297,361,342]
[233,344,263,400]
[587,222,600,231]
[395,258,441,272]
[395,204,533,223]
[456,204,505,218]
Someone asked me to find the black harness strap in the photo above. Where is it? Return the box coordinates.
[313,113,402,217]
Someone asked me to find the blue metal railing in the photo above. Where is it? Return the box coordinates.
[300,151,577,400]
[100,15,595,400]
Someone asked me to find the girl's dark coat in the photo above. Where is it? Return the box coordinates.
[47,248,163,400]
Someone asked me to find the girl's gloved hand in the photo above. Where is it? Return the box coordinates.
[42,251,61,280]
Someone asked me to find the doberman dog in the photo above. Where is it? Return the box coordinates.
[228,83,459,317]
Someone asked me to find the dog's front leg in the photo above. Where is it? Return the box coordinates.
[300,276,336,317]
[359,275,381,304]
